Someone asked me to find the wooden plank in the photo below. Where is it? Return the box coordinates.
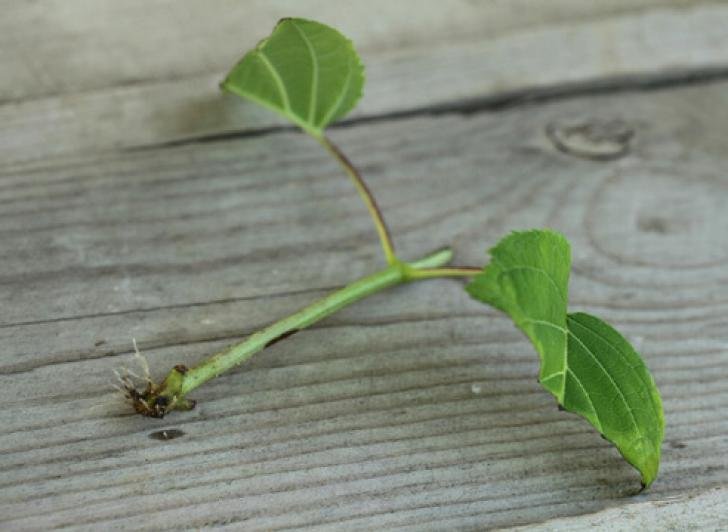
[1,81,728,529]
[2,3,728,164]
[0,0,707,102]
[516,487,728,530]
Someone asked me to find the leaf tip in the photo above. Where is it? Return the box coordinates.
[636,440,662,488]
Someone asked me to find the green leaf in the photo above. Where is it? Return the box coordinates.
[221,18,364,138]
[466,230,664,487]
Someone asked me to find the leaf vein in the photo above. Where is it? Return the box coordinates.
[568,315,661,425]
[291,21,318,124]
[522,319,566,333]
[319,60,353,128]
[256,50,291,112]
[567,326,642,438]
[497,265,566,305]
[540,371,564,385]
[566,368,604,432]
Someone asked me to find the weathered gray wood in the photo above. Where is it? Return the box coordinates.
[516,486,728,530]
[3,2,728,164]
[3,1,728,528]
[2,77,728,529]
[0,0,706,102]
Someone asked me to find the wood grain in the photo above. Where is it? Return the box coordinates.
[518,486,728,531]
[0,0,707,102]
[2,75,728,529]
[3,2,728,164]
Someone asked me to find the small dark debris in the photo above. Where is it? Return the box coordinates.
[637,216,670,234]
[173,364,189,374]
[149,429,186,441]
[94,339,107,347]
[155,396,168,407]
[668,440,687,449]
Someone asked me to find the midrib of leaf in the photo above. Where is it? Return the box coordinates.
[291,20,319,125]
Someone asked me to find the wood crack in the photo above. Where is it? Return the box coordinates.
[120,66,728,152]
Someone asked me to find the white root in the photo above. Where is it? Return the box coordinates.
[112,339,154,406]
[132,337,151,384]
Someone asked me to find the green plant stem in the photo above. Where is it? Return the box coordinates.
[318,134,398,265]
[407,267,483,279]
[133,248,478,417]
[179,249,450,395]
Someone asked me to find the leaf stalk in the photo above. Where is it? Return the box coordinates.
[318,134,398,265]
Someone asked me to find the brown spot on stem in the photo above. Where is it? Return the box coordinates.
[174,364,189,374]
[265,328,300,348]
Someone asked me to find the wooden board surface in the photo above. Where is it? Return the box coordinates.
[3,2,728,165]
[1,0,714,102]
[2,1,728,530]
